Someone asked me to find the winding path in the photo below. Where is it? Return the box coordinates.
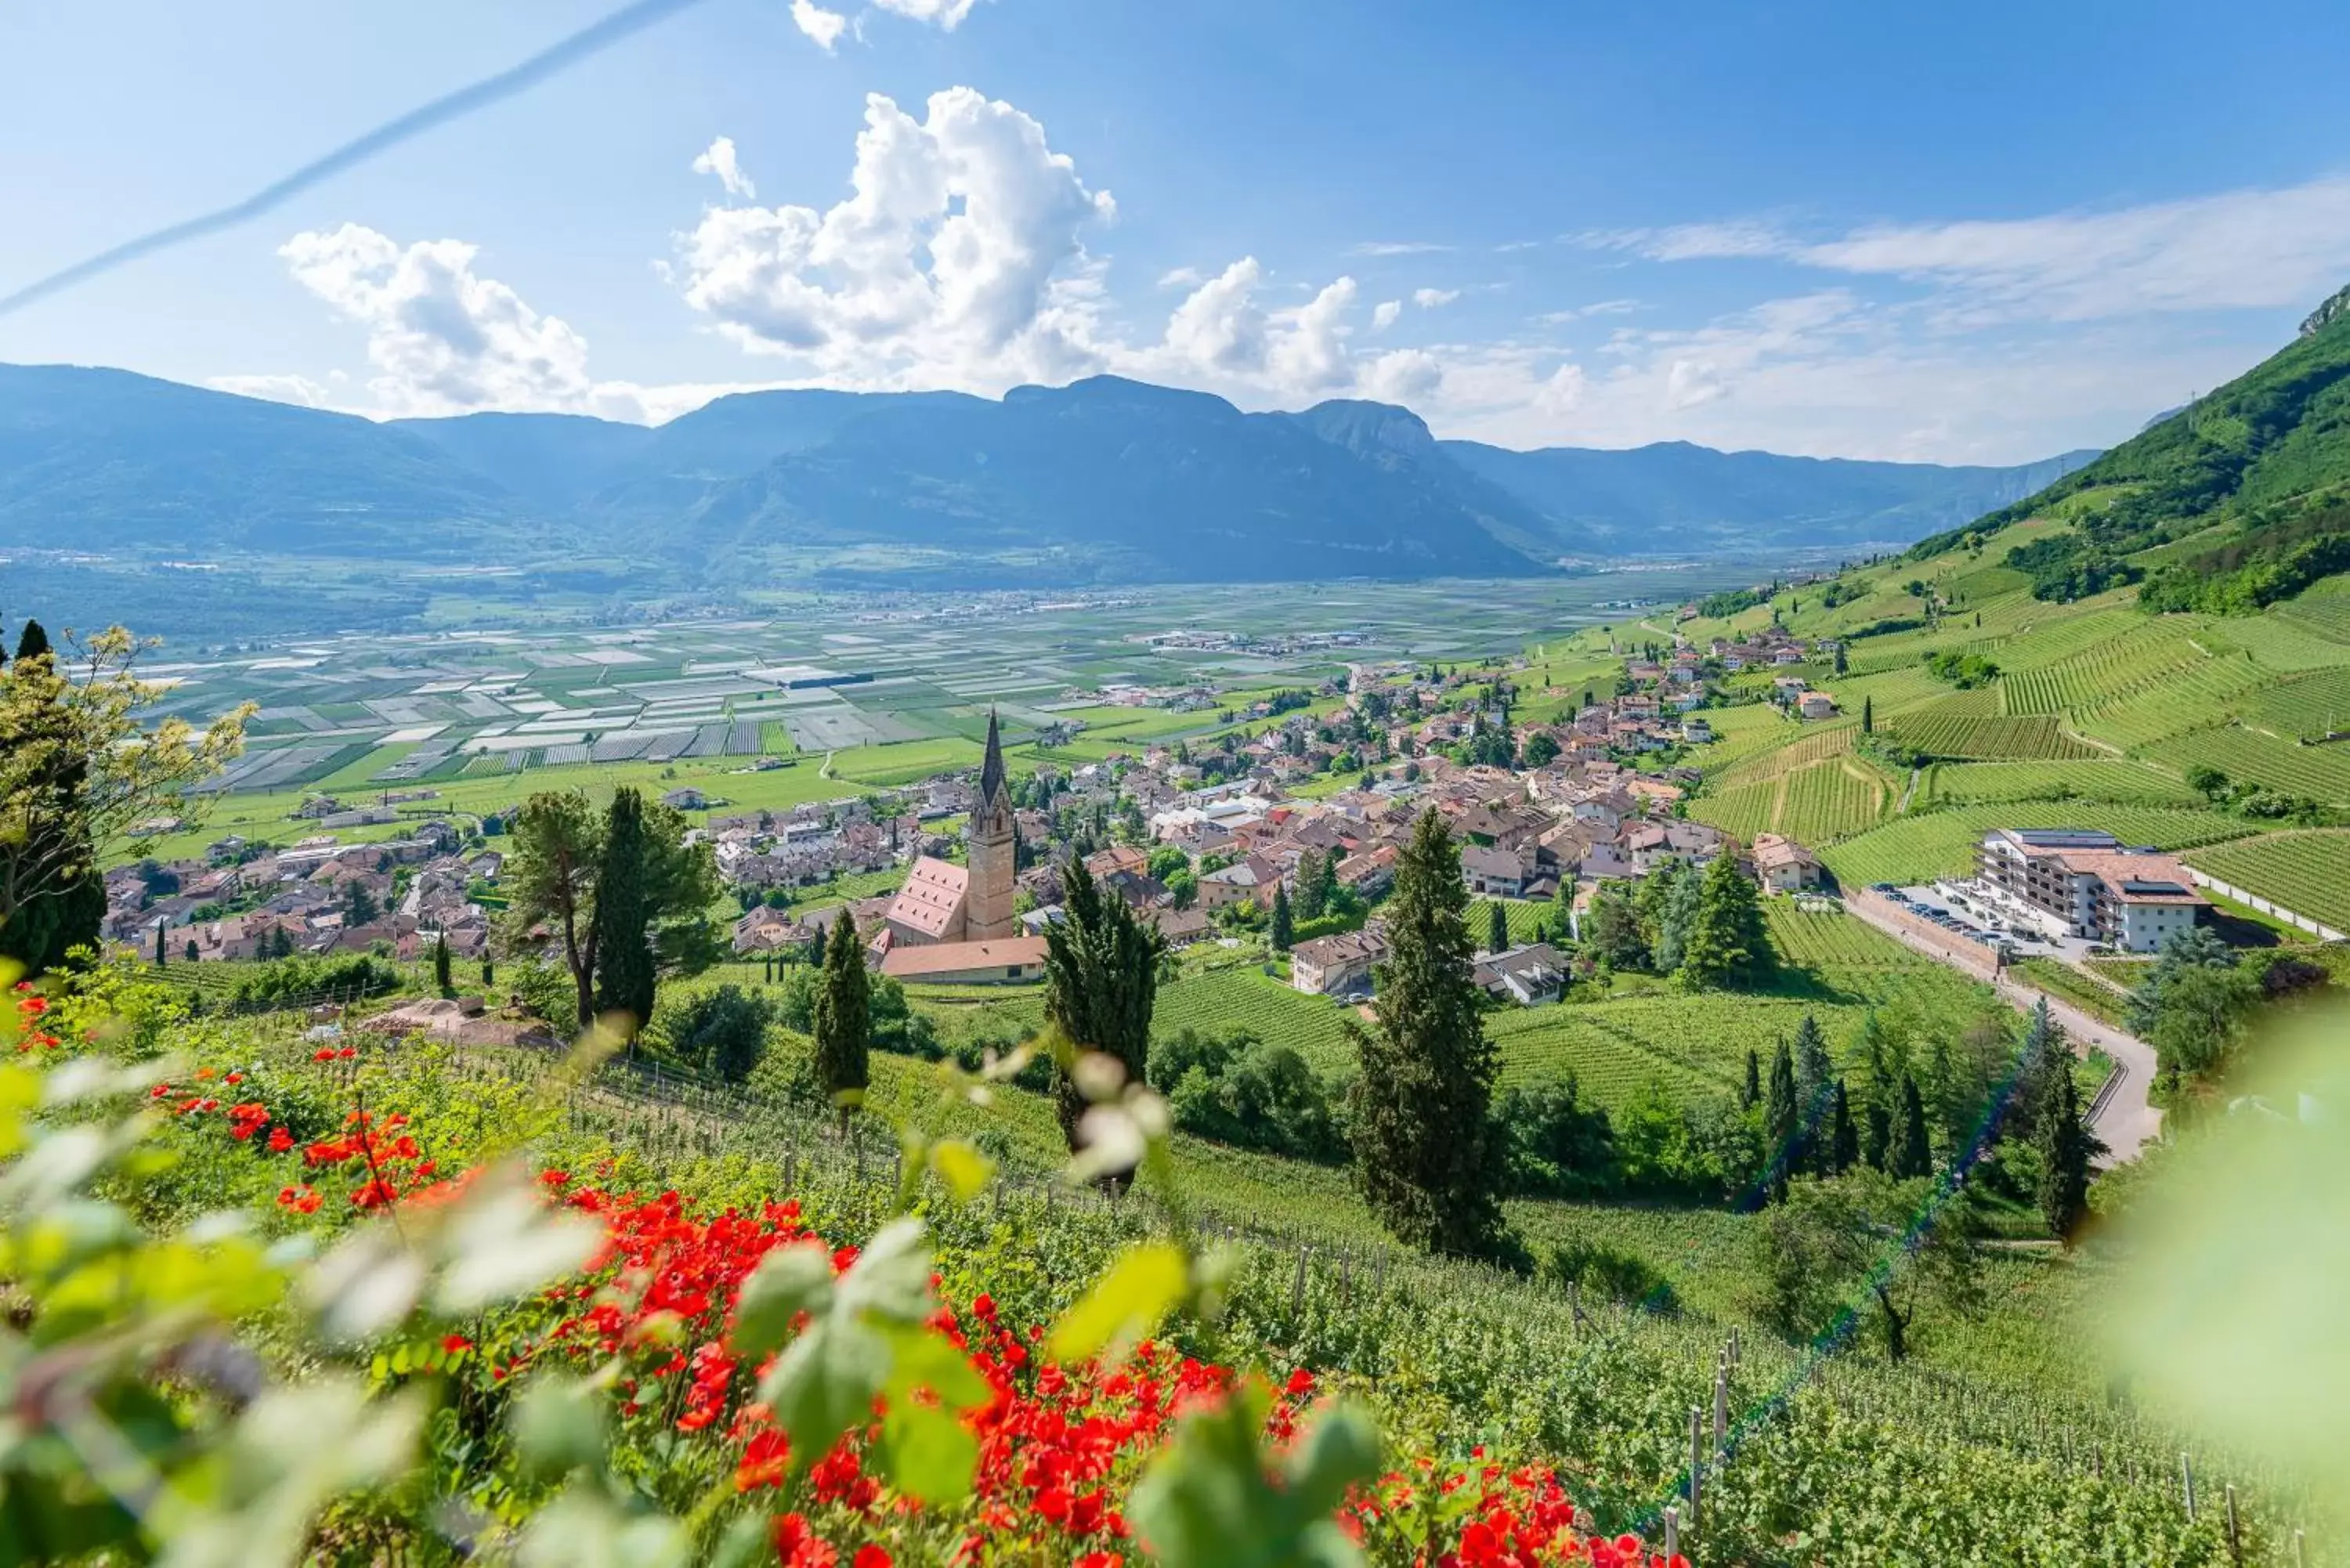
[1838,894,2162,1164]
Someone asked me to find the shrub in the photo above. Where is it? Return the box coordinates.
[1543,1236,1679,1315]
[651,983,774,1080]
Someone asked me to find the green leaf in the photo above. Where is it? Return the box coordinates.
[879,1322,991,1411]
[729,1241,833,1359]
[928,1138,995,1204]
[880,1400,978,1506]
[757,1316,891,1465]
[1127,1389,1377,1568]
[833,1216,933,1324]
[510,1374,606,1479]
[1047,1241,1188,1364]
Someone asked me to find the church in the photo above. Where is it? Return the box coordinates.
[875,711,1051,985]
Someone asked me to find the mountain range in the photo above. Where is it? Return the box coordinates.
[0,362,2097,583]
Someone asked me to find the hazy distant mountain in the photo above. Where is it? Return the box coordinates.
[674,378,1541,580]
[0,360,2099,582]
[1442,438,2103,552]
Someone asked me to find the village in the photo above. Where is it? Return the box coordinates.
[103,616,1856,1010]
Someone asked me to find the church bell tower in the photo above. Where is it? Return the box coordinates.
[964,710,1018,941]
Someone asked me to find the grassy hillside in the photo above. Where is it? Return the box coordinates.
[1902,285,2350,612]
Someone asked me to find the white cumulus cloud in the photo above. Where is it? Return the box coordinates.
[675,89,1116,388]
[277,223,652,419]
[1371,299,1401,331]
[867,0,981,29]
[1412,287,1459,309]
[692,135,757,199]
[790,0,848,49]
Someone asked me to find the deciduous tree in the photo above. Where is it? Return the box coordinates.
[1,624,248,973]
[1679,853,1775,991]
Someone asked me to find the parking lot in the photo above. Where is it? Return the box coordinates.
[1867,880,2100,963]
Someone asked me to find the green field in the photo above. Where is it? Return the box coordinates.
[2184,829,2350,935]
[2159,724,2350,804]
[1887,691,2102,761]
[1917,759,2203,807]
[1489,903,2000,1111]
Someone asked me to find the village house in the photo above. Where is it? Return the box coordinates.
[1289,927,1388,998]
[1750,834,1821,893]
[1473,942,1568,1006]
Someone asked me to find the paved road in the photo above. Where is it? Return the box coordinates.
[1839,895,2163,1164]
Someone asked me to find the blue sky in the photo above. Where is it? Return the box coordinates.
[5,0,2350,461]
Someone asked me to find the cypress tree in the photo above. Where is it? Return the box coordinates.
[1268,882,1294,952]
[812,908,870,1133]
[1856,1012,1896,1170]
[810,918,826,970]
[13,620,49,663]
[1890,1072,1933,1178]
[1764,1037,1799,1205]
[591,787,656,1033]
[1828,1078,1860,1175]
[1740,1046,1762,1111]
[1679,853,1775,991]
[1347,810,1507,1257]
[432,934,453,994]
[1862,695,1874,734]
[1487,899,1509,955]
[154,923,167,966]
[2037,1050,2097,1242]
[1043,856,1169,1156]
[482,956,496,987]
[2011,998,2064,1141]
[1791,1011,1833,1117]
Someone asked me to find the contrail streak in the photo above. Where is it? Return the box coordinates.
[0,0,712,321]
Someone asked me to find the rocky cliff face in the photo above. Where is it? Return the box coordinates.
[2301,280,2350,338]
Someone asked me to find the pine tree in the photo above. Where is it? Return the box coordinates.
[812,908,870,1133]
[1487,899,1509,955]
[1741,1046,1762,1110]
[1828,1079,1860,1175]
[1044,857,1168,1157]
[1268,882,1294,952]
[1764,1037,1799,1204]
[591,788,656,1033]
[1347,810,1508,1257]
[1679,853,1775,991]
[1890,1072,1932,1178]
[2037,1050,2098,1242]
[13,620,49,663]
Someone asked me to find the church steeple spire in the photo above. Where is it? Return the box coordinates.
[978,706,1008,807]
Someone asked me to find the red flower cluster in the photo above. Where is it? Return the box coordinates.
[164,1084,1652,1567]
[13,985,60,1052]
[302,1108,441,1209]
[312,1045,360,1061]
[1349,1452,1687,1567]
